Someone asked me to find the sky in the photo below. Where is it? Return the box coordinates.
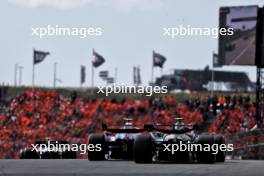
[0,0,263,88]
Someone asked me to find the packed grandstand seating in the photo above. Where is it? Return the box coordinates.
[208,95,256,134]
[0,89,263,159]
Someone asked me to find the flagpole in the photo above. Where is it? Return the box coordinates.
[91,65,94,88]
[32,49,35,89]
[18,66,23,86]
[151,64,154,84]
[151,51,154,84]
[133,66,136,85]
[91,49,95,88]
[53,62,57,89]
[80,78,82,89]
[211,52,215,98]
[32,49,35,118]
[114,67,118,84]
[80,66,82,89]
[14,64,18,87]
[137,65,141,85]
[32,64,35,87]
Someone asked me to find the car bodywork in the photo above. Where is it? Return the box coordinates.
[88,119,145,160]
[134,118,226,163]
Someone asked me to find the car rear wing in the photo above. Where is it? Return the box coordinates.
[101,123,197,134]
[102,123,147,133]
[143,124,197,134]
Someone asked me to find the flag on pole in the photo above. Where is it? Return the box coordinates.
[106,77,114,84]
[153,51,166,68]
[33,50,50,64]
[80,65,86,84]
[56,78,63,83]
[133,66,137,85]
[133,66,142,85]
[99,70,108,78]
[213,52,221,68]
[92,50,105,68]
[136,66,141,85]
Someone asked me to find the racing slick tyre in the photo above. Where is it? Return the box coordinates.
[196,135,215,163]
[134,135,153,163]
[88,134,106,161]
[214,135,226,162]
[20,149,39,159]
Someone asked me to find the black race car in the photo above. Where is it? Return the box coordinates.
[134,118,226,163]
[88,118,146,160]
[20,140,77,159]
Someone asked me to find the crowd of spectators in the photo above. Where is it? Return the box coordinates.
[0,89,204,159]
[0,89,262,159]
[206,95,264,159]
[227,129,264,159]
[208,95,257,134]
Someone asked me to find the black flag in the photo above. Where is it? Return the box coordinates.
[106,77,114,84]
[137,66,141,85]
[34,50,50,64]
[80,65,86,84]
[213,52,221,68]
[99,70,108,78]
[153,51,166,68]
[133,66,137,85]
[92,50,105,68]
[133,66,141,85]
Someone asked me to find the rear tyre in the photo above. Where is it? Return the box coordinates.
[20,149,39,159]
[196,135,215,163]
[88,134,106,161]
[214,135,226,162]
[134,135,153,163]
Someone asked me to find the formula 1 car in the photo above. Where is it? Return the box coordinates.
[88,118,146,160]
[134,117,226,163]
[20,140,77,159]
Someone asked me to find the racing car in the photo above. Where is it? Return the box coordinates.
[20,140,77,159]
[88,118,146,160]
[134,117,226,163]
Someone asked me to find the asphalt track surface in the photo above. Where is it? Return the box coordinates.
[225,32,255,65]
[0,160,263,176]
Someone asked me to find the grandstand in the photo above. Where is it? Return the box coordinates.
[155,66,254,92]
[0,88,263,159]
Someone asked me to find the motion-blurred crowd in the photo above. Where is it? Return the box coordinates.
[0,89,262,159]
